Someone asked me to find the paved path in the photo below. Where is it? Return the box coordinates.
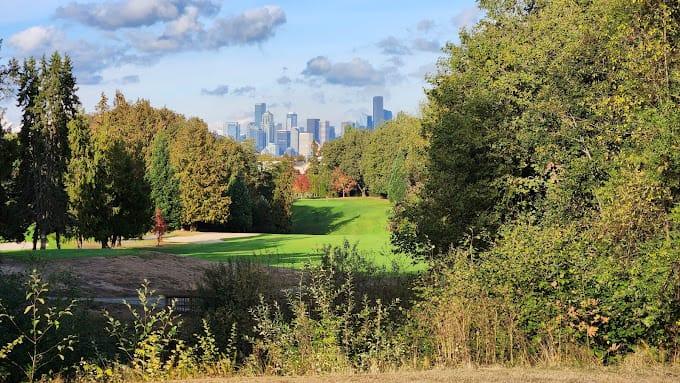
[0,231,260,251]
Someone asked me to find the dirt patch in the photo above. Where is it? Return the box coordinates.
[173,367,680,383]
[0,253,300,298]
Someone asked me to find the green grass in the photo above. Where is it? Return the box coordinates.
[1,198,421,271]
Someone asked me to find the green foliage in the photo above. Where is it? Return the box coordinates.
[387,153,407,204]
[226,175,253,232]
[0,270,77,382]
[171,118,232,228]
[14,53,80,249]
[270,159,296,233]
[321,128,370,196]
[244,245,406,375]
[147,131,182,230]
[361,114,427,197]
[397,0,680,256]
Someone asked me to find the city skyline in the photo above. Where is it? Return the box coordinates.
[0,0,483,131]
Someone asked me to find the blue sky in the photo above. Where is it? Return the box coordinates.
[0,0,482,130]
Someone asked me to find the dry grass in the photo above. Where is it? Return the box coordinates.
[165,367,680,383]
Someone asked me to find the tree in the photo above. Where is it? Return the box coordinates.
[292,172,311,197]
[270,159,296,233]
[65,114,102,248]
[147,131,182,230]
[332,168,357,198]
[387,152,408,204]
[321,128,369,196]
[226,175,253,232]
[396,0,680,259]
[153,208,167,246]
[361,114,427,197]
[0,42,23,241]
[15,53,79,250]
[170,118,231,229]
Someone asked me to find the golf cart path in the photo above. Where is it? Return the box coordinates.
[0,231,260,251]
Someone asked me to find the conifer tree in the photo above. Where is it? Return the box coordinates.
[147,131,182,230]
[226,175,253,232]
[16,53,80,249]
[66,114,104,247]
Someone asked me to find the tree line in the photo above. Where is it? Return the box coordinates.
[0,51,295,249]
[293,113,427,204]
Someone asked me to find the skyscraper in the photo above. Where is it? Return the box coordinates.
[254,103,266,129]
[276,130,291,155]
[226,122,240,141]
[290,127,300,154]
[262,111,275,143]
[319,120,331,145]
[286,112,298,130]
[306,118,320,143]
[367,115,373,129]
[383,109,393,123]
[298,132,314,157]
[372,96,384,129]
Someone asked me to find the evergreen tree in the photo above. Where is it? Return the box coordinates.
[65,114,103,247]
[270,159,296,233]
[15,53,80,249]
[147,132,182,230]
[226,175,253,232]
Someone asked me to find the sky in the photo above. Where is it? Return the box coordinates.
[0,0,483,131]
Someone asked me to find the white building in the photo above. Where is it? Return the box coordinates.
[290,127,300,155]
[262,111,275,144]
[298,132,314,158]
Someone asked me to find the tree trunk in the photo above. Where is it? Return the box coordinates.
[32,234,38,251]
[39,232,47,250]
[117,237,122,247]
[56,232,61,249]
[101,238,109,248]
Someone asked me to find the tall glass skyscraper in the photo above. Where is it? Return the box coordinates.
[254,103,266,129]
[372,96,384,129]
[262,111,275,143]
[286,112,298,130]
[306,118,320,143]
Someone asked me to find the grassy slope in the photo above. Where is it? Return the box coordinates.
[162,198,418,270]
[1,198,419,271]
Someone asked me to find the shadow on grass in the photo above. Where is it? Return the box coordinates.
[291,205,359,234]
[160,235,322,268]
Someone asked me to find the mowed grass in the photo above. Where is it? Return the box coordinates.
[1,198,421,272]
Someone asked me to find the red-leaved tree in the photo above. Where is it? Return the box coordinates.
[153,208,167,246]
[293,172,311,196]
[332,167,357,198]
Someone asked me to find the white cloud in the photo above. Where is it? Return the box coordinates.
[302,56,385,87]
[55,0,220,30]
[8,26,58,53]
[452,7,484,29]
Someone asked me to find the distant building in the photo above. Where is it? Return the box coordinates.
[262,143,277,156]
[276,130,291,155]
[367,115,373,129]
[247,123,267,151]
[372,96,384,129]
[319,120,331,145]
[254,103,266,129]
[299,132,314,157]
[306,118,320,143]
[226,122,240,141]
[383,109,393,123]
[262,111,275,144]
[286,112,298,130]
[290,127,300,154]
